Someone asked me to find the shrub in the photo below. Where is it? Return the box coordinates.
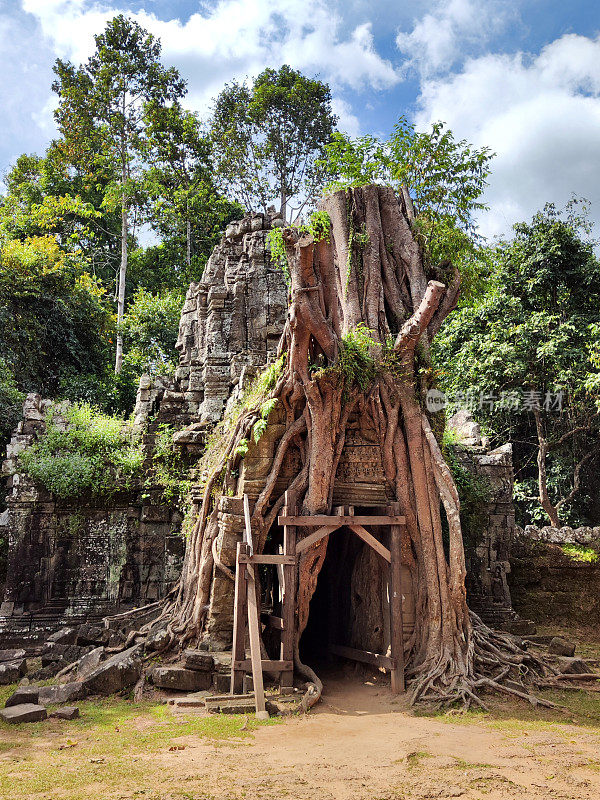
[151,424,191,509]
[19,402,143,498]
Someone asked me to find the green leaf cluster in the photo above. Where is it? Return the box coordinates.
[266,211,331,284]
[151,424,191,508]
[19,403,143,498]
[320,118,494,276]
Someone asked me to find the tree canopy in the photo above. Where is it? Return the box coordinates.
[210,65,337,221]
[434,201,600,526]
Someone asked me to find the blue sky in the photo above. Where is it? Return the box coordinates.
[2,0,600,239]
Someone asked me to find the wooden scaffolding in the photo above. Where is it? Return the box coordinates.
[231,494,407,716]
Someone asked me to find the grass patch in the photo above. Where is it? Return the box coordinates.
[406,750,433,768]
[0,696,277,800]
[561,544,598,563]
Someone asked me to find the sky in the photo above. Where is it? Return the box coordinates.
[1,0,600,241]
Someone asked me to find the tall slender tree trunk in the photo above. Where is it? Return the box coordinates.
[114,167,128,375]
[533,408,560,526]
[280,185,287,224]
[186,217,192,269]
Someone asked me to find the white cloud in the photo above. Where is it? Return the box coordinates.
[0,8,57,172]
[396,0,515,77]
[21,0,400,124]
[413,34,600,239]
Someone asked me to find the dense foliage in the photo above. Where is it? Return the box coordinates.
[435,202,600,526]
[19,403,143,498]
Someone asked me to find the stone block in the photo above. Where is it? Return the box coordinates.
[145,625,171,652]
[213,673,231,693]
[141,505,171,523]
[557,657,593,675]
[0,661,27,684]
[0,649,26,663]
[48,627,77,645]
[82,645,142,696]
[548,637,576,657]
[38,682,85,705]
[77,624,109,646]
[5,687,39,707]
[183,650,214,672]
[50,706,80,720]
[150,666,212,692]
[0,704,47,724]
[77,647,104,678]
[500,619,537,636]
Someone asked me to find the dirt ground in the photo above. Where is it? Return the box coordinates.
[3,664,600,800]
[166,671,600,800]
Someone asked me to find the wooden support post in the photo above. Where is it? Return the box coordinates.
[280,493,296,695]
[243,494,269,719]
[388,502,406,694]
[230,541,249,695]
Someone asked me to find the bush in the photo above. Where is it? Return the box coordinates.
[19,402,143,498]
[151,424,191,509]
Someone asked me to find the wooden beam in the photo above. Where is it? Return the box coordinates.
[278,514,406,527]
[262,613,284,630]
[230,541,248,695]
[238,554,297,565]
[280,493,296,694]
[296,524,340,554]
[330,644,395,671]
[243,494,268,720]
[234,659,294,672]
[348,524,391,563]
[389,502,406,694]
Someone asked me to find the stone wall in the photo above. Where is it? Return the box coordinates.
[0,395,184,639]
[510,529,600,628]
[447,411,516,624]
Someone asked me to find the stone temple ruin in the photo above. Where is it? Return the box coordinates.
[0,208,518,684]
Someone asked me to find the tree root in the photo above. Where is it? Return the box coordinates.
[408,611,564,710]
[294,643,323,713]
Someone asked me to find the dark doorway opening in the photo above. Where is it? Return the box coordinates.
[299,523,390,672]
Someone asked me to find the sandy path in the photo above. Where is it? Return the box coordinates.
[161,672,600,800]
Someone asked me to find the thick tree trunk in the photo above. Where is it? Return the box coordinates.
[157,185,552,706]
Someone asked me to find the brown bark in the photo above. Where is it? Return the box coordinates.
[159,185,551,706]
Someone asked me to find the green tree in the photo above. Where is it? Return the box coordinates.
[2,150,122,282]
[210,65,337,221]
[143,101,242,276]
[434,202,600,526]
[52,14,186,373]
[0,235,113,399]
[322,118,494,275]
